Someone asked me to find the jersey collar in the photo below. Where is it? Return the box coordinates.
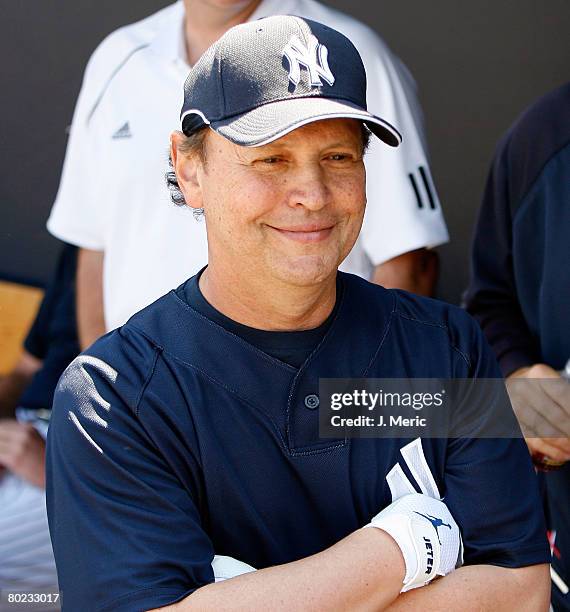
[127,272,394,453]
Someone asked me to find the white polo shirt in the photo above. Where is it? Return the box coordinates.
[47,0,448,332]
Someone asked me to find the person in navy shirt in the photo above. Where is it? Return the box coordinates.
[465,82,570,611]
[47,16,549,612]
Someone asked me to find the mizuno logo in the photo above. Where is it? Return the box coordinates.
[283,34,335,88]
[415,512,451,544]
[112,122,132,139]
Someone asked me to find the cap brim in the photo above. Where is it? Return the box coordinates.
[210,97,402,147]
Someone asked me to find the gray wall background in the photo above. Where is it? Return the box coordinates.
[1,1,568,302]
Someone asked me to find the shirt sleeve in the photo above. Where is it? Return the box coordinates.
[357,35,449,264]
[46,332,215,612]
[463,134,539,376]
[23,246,75,359]
[46,43,112,251]
[444,314,549,568]
[23,284,55,361]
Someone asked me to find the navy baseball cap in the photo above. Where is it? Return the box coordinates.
[180,15,402,147]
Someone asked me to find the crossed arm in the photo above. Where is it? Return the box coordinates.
[150,531,549,612]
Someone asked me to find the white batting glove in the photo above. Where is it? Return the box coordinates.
[365,493,463,592]
[212,554,256,582]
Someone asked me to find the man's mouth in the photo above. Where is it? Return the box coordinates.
[268,224,335,243]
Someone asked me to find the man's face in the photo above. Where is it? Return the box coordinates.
[175,118,366,287]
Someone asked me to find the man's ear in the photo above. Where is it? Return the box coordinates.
[170,131,204,211]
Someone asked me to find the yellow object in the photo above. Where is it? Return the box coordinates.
[0,280,44,375]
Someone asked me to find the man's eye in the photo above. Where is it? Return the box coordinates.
[328,154,350,161]
[261,157,281,164]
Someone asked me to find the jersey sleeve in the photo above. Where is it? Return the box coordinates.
[46,43,112,251]
[444,313,549,568]
[358,35,449,264]
[46,332,215,612]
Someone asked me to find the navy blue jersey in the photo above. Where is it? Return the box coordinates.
[47,272,548,612]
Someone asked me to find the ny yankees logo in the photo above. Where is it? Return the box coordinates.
[283,34,335,88]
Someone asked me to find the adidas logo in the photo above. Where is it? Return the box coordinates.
[112,122,132,139]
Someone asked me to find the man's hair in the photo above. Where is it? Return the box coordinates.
[166,128,209,218]
[166,123,371,213]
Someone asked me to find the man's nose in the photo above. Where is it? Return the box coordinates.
[286,164,331,211]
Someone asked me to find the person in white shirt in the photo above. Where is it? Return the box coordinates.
[47,0,449,348]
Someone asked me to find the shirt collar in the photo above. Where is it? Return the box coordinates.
[150,1,186,63]
[250,0,300,20]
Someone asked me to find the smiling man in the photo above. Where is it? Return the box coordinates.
[47,16,549,612]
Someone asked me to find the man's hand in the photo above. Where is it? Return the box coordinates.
[0,350,43,419]
[367,493,462,592]
[507,363,570,464]
[0,420,46,488]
